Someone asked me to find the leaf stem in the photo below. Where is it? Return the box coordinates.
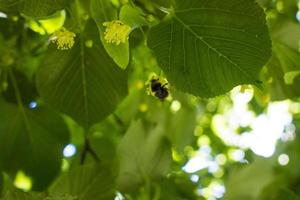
[113,113,125,128]
[80,137,100,164]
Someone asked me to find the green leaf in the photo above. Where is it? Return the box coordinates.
[2,71,38,106]
[36,20,128,129]
[272,19,300,54]
[90,0,130,69]
[148,0,271,98]
[0,99,69,190]
[274,189,300,200]
[1,189,80,200]
[1,189,44,200]
[267,19,300,99]
[267,55,300,100]
[158,175,198,200]
[49,164,115,200]
[166,107,196,153]
[117,120,172,192]
[272,19,300,72]
[153,0,172,8]
[0,0,20,13]
[0,172,3,196]
[284,71,300,85]
[119,4,148,28]
[0,0,70,18]
[272,19,300,73]
[224,158,274,200]
[273,42,300,75]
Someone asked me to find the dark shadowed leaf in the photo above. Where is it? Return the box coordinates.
[274,189,300,200]
[36,21,128,129]
[0,172,3,196]
[0,99,69,190]
[0,0,70,18]
[0,189,44,200]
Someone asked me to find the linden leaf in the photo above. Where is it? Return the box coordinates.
[0,99,69,190]
[148,0,271,98]
[36,21,128,129]
[0,0,70,18]
[90,0,130,69]
[117,120,172,192]
[49,164,115,200]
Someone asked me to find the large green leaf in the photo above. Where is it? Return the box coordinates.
[2,71,38,106]
[274,189,300,200]
[0,99,69,190]
[36,21,128,129]
[224,158,274,200]
[90,0,130,69]
[0,0,19,12]
[117,120,172,192]
[148,0,271,97]
[267,18,300,100]
[272,19,300,73]
[49,164,115,200]
[0,189,81,200]
[0,0,70,18]
[1,189,44,200]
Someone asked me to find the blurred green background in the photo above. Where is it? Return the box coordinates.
[1,0,300,200]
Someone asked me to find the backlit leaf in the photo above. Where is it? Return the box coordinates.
[148,0,271,97]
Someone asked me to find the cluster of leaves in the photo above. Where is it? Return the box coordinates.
[0,0,300,199]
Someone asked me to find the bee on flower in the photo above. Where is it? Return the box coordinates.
[146,74,170,101]
[103,20,131,45]
[50,27,76,50]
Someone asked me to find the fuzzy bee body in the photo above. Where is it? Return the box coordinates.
[150,79,169,101]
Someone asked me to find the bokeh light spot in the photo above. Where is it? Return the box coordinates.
[278,154,289,166]
[63,144,77,158]
[29,101,37,109]
[170,100,181,113]
[190,174,199,183]
[139,103,148,112]
[14,171,32,191]
[296,11,300,23]
[0,12,7,18]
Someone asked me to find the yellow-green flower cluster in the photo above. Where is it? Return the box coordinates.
[103,20,131,45]
[50,27,76,50]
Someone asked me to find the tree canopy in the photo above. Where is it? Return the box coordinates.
[0,0,300,199]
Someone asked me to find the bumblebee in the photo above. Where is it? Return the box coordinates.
[146,75,169,101]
